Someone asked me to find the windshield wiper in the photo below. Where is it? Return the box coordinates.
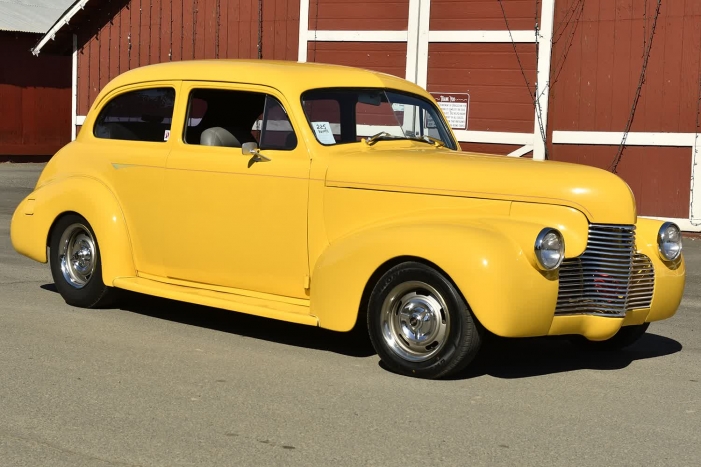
[364,131,396,145]
[364,131,445,148]
[405,134,446,148]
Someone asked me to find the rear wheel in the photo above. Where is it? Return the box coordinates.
[367,262,482,379]
[49,214,118,308]
[570,323,649,351]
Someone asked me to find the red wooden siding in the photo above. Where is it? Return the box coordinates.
[430,0,541,31]
[0,32,71,157]
[459,143,522,155]
[307,41,407,78]
[547,0,700,219]
[308,0,409,31]
[548,0,701,134]
[427,43,536,133]
[552,145,692,218]
[76,0,300,116]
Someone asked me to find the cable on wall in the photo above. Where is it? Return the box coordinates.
[608,0,663,174]
[192,0,198,59]
[690,27,701,226]
[215,0,221,58]
[643,0,648,57]
[497,0,548,158]
[257,0,263,59]
[548,0,584,90]
[312,0,319,62]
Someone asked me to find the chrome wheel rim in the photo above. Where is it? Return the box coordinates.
[380,281,450,362]
[58,223,96,289]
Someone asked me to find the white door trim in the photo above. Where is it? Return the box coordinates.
[533,0,555,161]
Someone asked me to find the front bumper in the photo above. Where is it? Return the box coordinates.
[545,221,685,341]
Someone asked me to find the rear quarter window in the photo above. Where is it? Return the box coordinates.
[94,88,175,143]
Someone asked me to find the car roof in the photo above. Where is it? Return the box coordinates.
[99,59,428,101]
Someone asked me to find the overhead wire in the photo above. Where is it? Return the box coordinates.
[608,0,663,173]
[547,0,584,91]
[257,0,262,59]
[690,26,701,226]
[312,0,319,62]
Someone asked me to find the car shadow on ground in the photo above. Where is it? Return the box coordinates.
[443,332,683,380]
[40,285,376,358]
[41,284,684,376]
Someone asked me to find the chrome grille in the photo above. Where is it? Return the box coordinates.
[555,224,655,317]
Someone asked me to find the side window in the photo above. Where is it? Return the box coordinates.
[258,97,297,150]
[184,89,296,151]
[94,88,175,142]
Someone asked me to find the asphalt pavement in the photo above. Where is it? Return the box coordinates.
[0,163,699,466]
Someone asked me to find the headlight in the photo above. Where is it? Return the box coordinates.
[534,228,565,270]
[657,222,682,261]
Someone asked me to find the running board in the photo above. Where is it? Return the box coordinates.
[113,277,318,327]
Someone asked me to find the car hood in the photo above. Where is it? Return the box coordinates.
[324,145,637,225]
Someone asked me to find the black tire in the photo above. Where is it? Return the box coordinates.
[367,261,482,379]
[570,323,650,351]
[49,214,118,308]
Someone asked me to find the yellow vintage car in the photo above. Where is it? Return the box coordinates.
[11,60,685,379]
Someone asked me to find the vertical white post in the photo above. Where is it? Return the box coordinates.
[416,0,431,89]
[692,138,701,223]
[406,0,430,88]
[71,34,78,141]
[298,0,310,62]
[405,0,420,83]
[533,0,555,160]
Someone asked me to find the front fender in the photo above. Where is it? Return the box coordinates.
[310,219,559,335]
[10,176,135,285]
[633,217,686,323]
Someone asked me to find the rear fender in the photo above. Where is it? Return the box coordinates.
[11,176,135,285]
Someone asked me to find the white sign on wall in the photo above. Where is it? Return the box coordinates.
[430,93,470,130]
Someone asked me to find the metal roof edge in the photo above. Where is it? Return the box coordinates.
[31,0,90,56]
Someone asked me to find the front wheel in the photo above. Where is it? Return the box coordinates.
[49,214,118,308]
[367,262,482,379]
[570,323,650,351]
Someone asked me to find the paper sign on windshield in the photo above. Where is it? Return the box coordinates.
[312,122,336,145]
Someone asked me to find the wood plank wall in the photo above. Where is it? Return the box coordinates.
[548,0,701,218]
[76,0,301,116]
[0,32,71,157]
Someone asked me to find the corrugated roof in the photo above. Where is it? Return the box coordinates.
[0,0,76,34]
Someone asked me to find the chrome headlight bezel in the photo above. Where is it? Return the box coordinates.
[534,228,565,270]
[657,222,682,261]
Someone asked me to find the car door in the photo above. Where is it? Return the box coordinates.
[161,82,311,299]
[89,83,179,277]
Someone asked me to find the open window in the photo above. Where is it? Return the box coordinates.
[184,89,297,151]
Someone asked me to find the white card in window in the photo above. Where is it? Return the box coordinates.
[164,129,171,141]
[312,121,336,145]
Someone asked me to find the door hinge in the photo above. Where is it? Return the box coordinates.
[303,275,310,290]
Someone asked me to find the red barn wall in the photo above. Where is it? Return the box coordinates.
[0,32,71,157]
[76,0,301,118]
[65,0,700,219]
[309,0,408,30]
[548,0,700,218]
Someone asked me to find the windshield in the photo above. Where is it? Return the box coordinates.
[301,88,458,150]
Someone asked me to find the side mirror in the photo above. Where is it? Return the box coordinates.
[241,141,271,162]
[241,142,258,155]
